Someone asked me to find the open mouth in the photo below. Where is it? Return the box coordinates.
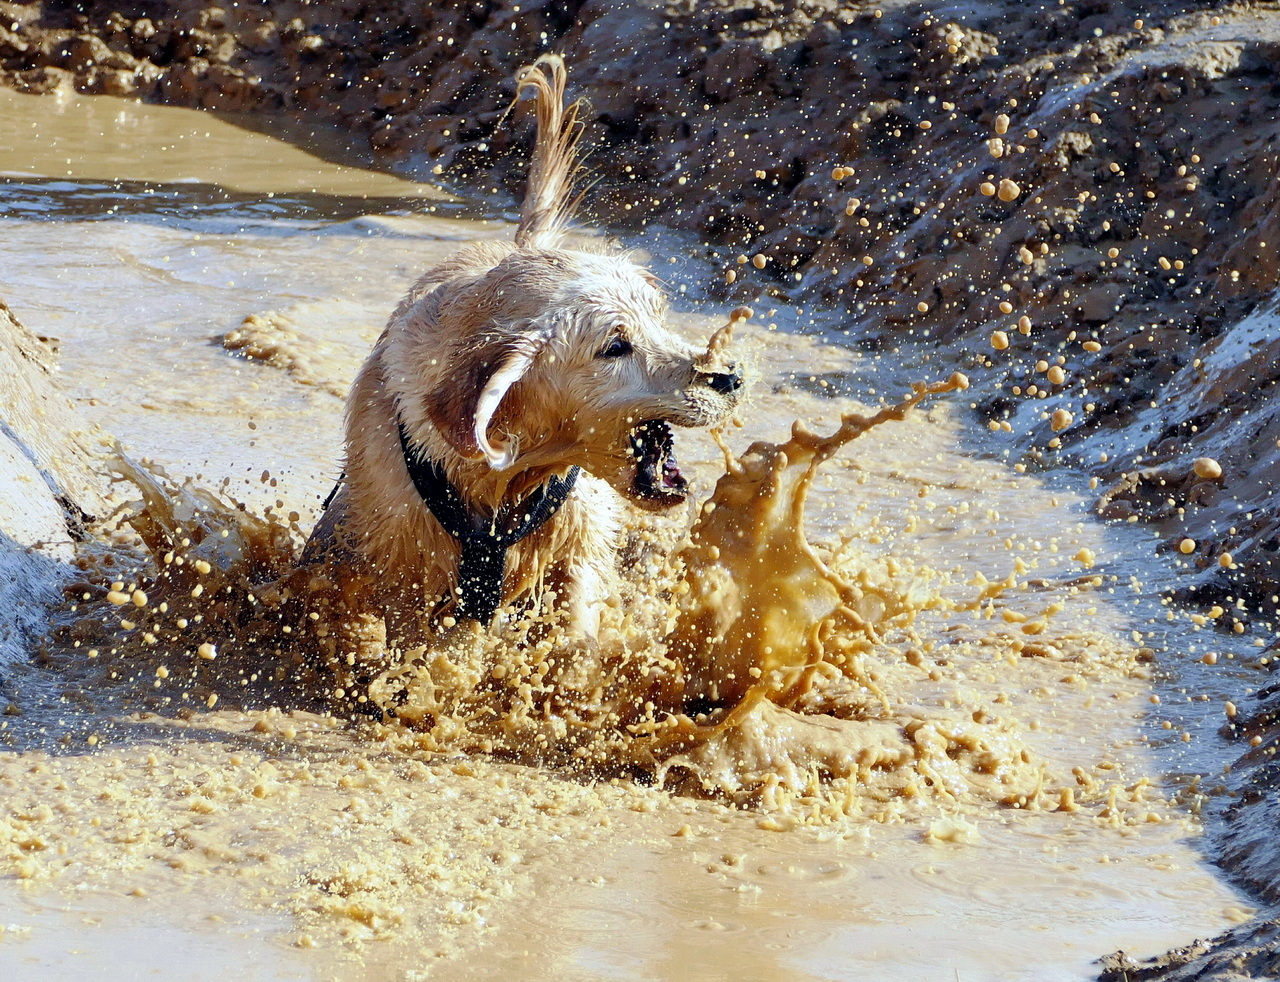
[629,420,688,505]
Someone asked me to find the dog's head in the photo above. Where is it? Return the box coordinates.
[386,55,744,510]
[392,245,744,510]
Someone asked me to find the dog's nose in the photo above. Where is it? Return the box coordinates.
[703,368,743,396]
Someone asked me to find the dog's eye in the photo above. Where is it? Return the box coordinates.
[598,335,633,358]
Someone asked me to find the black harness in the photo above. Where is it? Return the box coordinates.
[395,420,579,624]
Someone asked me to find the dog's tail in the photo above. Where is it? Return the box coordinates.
[513,54,586,250]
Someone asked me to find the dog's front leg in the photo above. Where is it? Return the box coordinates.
[298,556,390,716]
[540,534,622,641]
[561,561,609,639]
[549,476,623,639]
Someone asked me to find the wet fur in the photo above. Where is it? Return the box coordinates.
[303,55,742,699]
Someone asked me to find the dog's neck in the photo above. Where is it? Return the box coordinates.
[400,401,581,510]
[396,419,579,624]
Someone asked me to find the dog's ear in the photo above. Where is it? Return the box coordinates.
[424,329,547,470]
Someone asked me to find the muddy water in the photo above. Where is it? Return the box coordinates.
[0,86,454,199]
[0,93,1256,980]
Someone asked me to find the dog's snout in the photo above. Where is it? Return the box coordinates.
[703,367,743,396]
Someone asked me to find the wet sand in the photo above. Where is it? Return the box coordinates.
[0,93,1260,981]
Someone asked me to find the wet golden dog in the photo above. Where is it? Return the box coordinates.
[304,55,744,706]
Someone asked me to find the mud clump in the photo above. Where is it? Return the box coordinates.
[1099,915,1280,982]
[221,311,349,398]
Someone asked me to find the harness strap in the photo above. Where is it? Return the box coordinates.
[396,420,579,623]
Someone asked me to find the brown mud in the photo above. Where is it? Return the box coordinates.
[5,1,1280,977]
[50,368,1116,823]
[3,337,1240,979]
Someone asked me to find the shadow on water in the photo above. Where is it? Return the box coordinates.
[204,106,430,178]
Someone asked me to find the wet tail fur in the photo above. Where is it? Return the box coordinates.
[513,54,587,250]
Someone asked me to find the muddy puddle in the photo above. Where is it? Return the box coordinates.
[0,92,1259,981]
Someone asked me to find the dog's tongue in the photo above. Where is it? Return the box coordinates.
[661,454,684,490]
[630,420,687,501]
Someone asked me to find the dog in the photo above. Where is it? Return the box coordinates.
[302,55,745,708]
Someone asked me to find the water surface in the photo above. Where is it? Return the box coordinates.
[0,90,1255,982]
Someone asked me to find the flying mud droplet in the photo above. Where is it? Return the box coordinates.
[1193,457,1222,480]
[697,309,747,375]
